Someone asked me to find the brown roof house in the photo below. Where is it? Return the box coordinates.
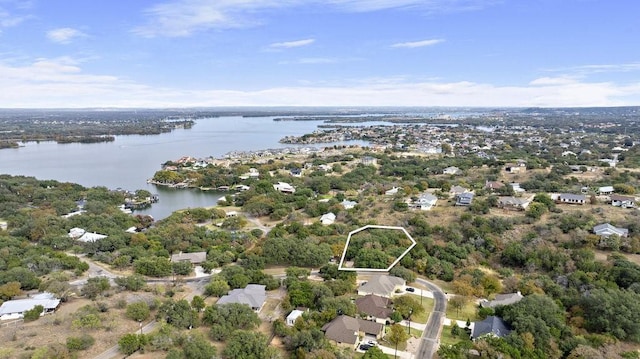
[355,294,393,324]
[170,251,207,264]
[321,315,384,348]
[357,275,406,298]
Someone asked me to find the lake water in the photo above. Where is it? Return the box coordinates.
[0,116,367,219]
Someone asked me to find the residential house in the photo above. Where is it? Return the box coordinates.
[286,309,305,327]
[341,199,357,210]
[449,185,469,197]
[385,187,400,196]
[557,193,586,205]
[320,212,336,225]
[471,316,512,339]
[443,166,461,175]
[593,223,629,238]
[456,192,474,206]
[510,183,525,193]
[497,196,532,211]
[358,275,406,298]
[68,227,86,239]
[485,181,505,192]
[355,295,393,324]
[321,315,384,348]
[171,251,207,264]
[290,168,302,177]
[0,293,61,320]
[505,161,526,174]
[77,232,108,243]
[217,284,267,312]
[413,193,438,211]
[361,156,377,166]
[598,186,614,195]
[611,194,636,208]
[273,182,296,194]
[240,168,260,180]
[479,292,523,308]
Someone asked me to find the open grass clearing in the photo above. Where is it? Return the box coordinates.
[445,299,479,322]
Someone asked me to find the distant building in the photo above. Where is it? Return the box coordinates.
[593,223,629,238]
[171,251,207,264]
[385,187,400,196]
[557,193,586,205]
[274,182,296,194]
[598,186,614,195]
[341,199,357,210]
[497,196,531,211]
[361,156,377,166]
[413,193,438,211]
[505,161,526,174]
[611,194,635,208]
[320,212,336,225]
[456,192,474,206]
[443,166,461,175]
[485,181,505,191]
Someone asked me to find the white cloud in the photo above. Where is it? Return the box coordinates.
[133,0,499,37]
[46,28,87,44]
[391,38,444,48]
[1,57,638,108]
[0,6,31,28]
[547,63,640,75]
[269,38,315,49]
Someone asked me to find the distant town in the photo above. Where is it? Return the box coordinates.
[1,107,640,359]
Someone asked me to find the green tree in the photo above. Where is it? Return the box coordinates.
[362,346,387,359]
[182,333,217,359]
[81,276,111,299]
[526,202,548,220]
[118,333,146,355]
[191,295,205,312]
[388,324,409,358]
[223,330,269,359]
[0,281,21,300]
[126,301,150,322]
[114,274,146,291]
[204,278,230,297]
[66,334,95,351]
[393,295,424,319]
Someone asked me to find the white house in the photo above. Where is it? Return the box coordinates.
[286,309,305,326]
[273,182,296,194]
[341,200,357,210]
[320,212,336,225]
[598,186,614,195]
[443,166,461,175]
[414,193,438,211]
[593,223,629,238]
[611,194,636,208]
[77,232,108,243]
[0,293,60,320]
[385,187,400,196]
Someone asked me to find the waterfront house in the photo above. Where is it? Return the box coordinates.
[217,284,266,312]
[593,223,629,238]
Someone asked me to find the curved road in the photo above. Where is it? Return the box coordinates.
[415,278,447,359]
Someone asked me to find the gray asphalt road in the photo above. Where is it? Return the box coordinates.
[415,278,447,359]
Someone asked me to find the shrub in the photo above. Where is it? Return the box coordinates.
[23,305,43,322]
[66,334,95,351]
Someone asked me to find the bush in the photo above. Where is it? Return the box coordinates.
[23,305,43,322]
[66,334,95,351]
[126,301,150,322]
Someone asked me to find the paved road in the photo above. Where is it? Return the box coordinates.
[415,278,447,359]
[93,320,157,359]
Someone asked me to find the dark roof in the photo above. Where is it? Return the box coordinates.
[472,316,511,338]
[321,315,383,344]
[355,294,392,319]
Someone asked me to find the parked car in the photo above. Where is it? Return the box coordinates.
[406,287,415,292]
[359,344,372,351]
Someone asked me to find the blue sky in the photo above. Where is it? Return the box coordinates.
[0,0,639,108]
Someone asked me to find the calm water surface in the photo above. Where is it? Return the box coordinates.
[0,116,364,219]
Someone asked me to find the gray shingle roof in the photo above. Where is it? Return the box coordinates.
[216,284,266,310]
[472,316,511,338]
